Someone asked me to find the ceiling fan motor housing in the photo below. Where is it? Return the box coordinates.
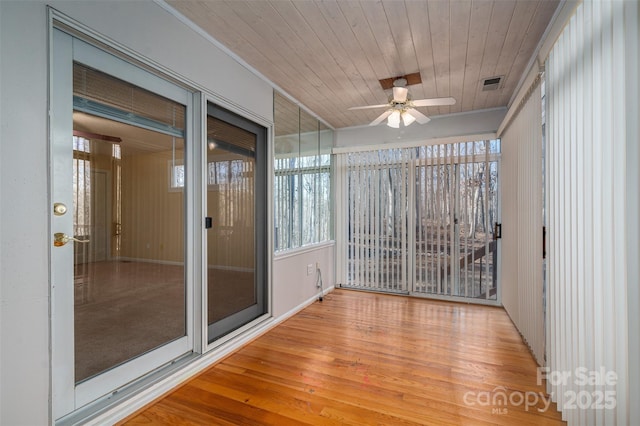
[393,78,408,87]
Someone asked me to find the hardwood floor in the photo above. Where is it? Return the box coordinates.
[122,290,565,425]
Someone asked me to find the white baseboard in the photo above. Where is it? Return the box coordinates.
[271,285,335,328]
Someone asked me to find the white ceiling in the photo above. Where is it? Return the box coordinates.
[167,0,559,129]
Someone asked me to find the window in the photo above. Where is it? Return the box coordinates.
[72,136,91,240]
[172,158,248,190]
[273,92,333,251]
[170,162,185,189]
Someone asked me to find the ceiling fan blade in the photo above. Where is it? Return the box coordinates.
[370,110,392,126]
[348,104,390,110]
[406,108,431,124]
[411,97,456,107]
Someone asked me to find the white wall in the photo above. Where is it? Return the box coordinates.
[1,2,52,425]
[0,0,325,424]
[273,244,335,318]
[54,0,273,122]
[335,107,506,149]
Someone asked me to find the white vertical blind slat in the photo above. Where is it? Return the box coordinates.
[611,2,628,423]
[500,78,543,364]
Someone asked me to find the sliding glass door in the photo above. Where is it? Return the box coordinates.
[51,30,193,418]
[339,140,500,303]
[205,102,268,343]
[413,142,500,301]
[51,22,272,421]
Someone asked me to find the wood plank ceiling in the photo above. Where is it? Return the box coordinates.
[167,0,559,129]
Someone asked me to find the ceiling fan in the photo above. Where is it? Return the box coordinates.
[349,78,456,128]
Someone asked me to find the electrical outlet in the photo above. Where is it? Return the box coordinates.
[307,264,314,276]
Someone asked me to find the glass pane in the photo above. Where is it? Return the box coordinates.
[300,109,317,246]
[73,113,186,383]
[274,92,300,250]
[319,122,333,242]
[206,114,256,327]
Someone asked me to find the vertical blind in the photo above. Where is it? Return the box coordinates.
[336,141,499,302]
[343,149,411,294]
[499,79,544,365]
[413,143,499,300]
[545,1,633,424]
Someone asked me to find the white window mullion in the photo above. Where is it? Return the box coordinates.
[374,154,381,291]
[483,142,490,300]
[363,153,371,289]
[415,151,422,292]
[470,144,477,297]
[436,145,443,294]
[356,154,363,287]
[402,152,407,292]
[462,144,469,298]
[448,144,454,296]
[429,148,436,292]
[349,155,357,286]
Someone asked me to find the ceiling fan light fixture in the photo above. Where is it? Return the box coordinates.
[207,137,220,151]
[350,82,453,127]
[401,111,416,126]
[387,110,401,128]
[392,86,408,103]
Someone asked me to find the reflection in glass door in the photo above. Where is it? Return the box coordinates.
[72,114,187,383]
[206,103,267,343]
[71,63,189,382]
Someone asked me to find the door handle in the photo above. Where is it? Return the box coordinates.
[493,223,502,239]
[53,232,90,247]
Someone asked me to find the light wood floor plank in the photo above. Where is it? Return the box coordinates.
[121,289,565,425]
